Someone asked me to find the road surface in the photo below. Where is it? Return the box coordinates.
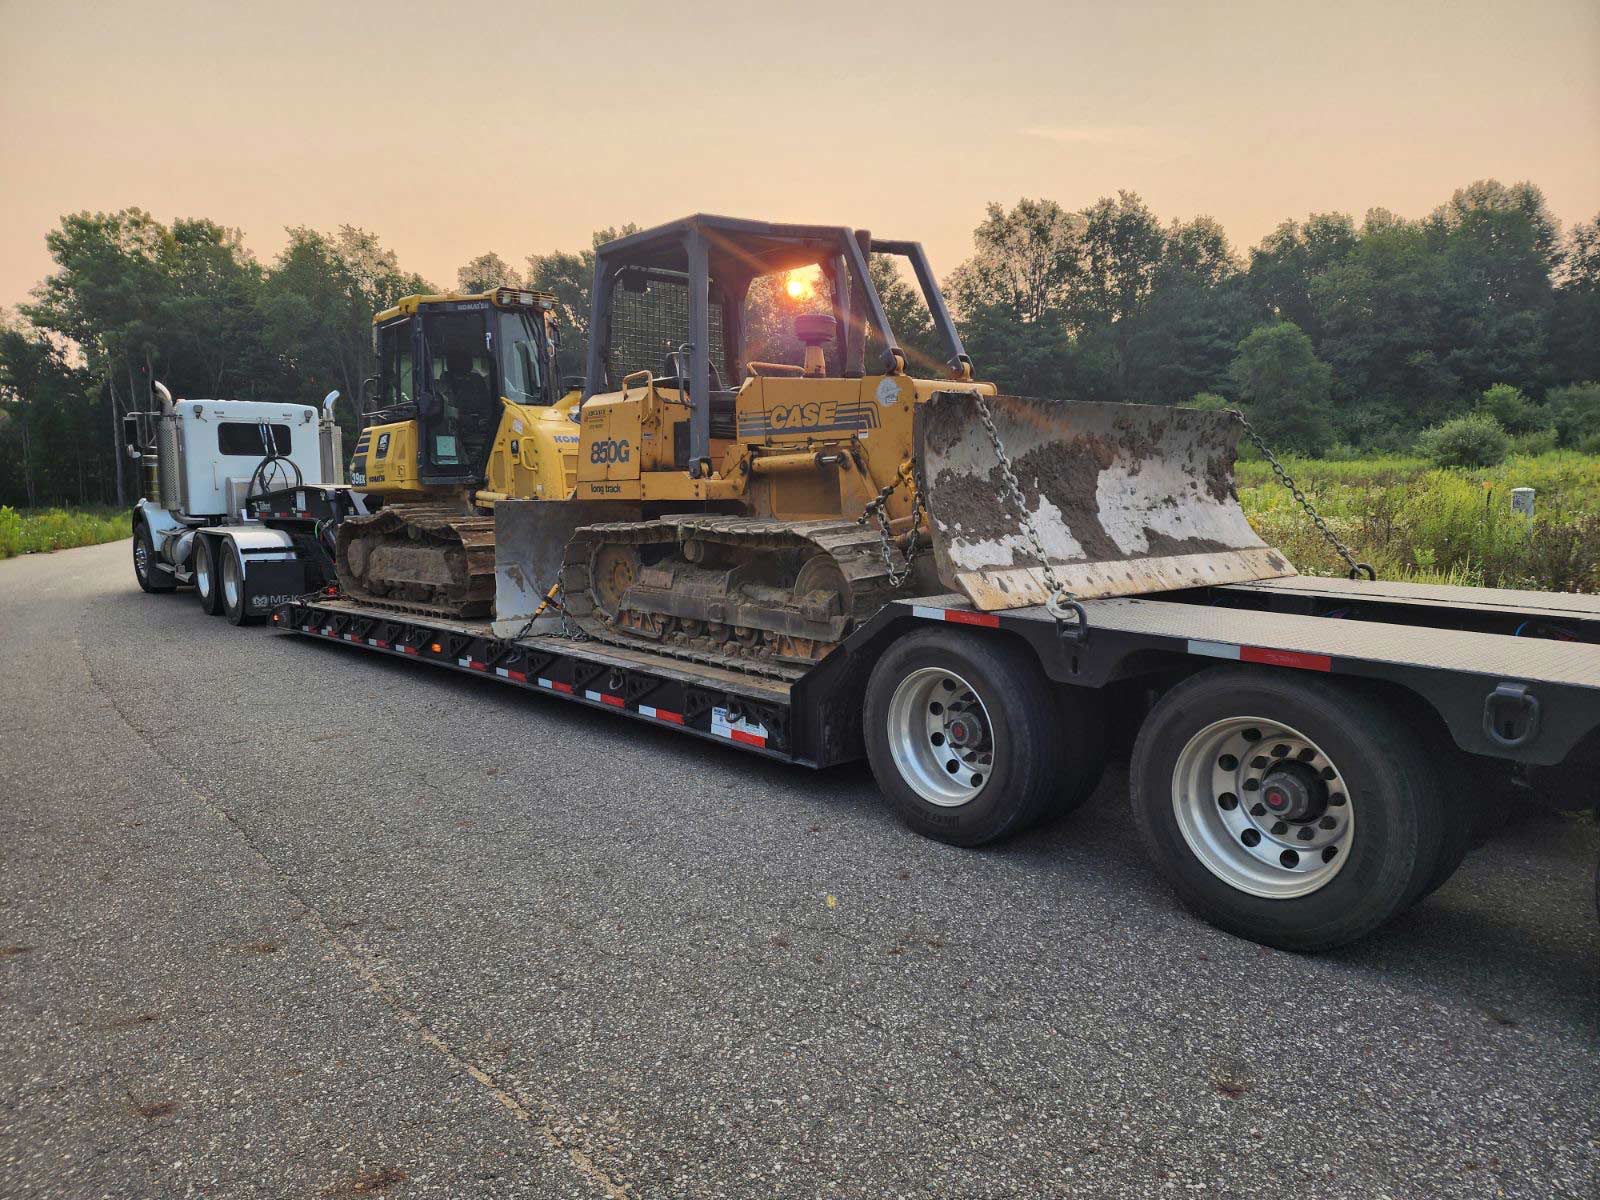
[2,539,1596,1198]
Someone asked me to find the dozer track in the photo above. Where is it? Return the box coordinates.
[558,515,908,672]
[335,503,498,619]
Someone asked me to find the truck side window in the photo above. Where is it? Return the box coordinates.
[218,423,291,456]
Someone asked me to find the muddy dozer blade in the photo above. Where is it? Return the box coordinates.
[492,499,640,638]
[915,393,1295,611]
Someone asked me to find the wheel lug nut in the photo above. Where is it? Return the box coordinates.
[1249,803,1266,817]
[1296,826,1315,841]
[1270,821,1288,836]
[1318,816,1336,830]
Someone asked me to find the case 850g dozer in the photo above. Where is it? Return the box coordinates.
[489,214,1291,669]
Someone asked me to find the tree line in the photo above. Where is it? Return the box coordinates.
[1,180,1596,508]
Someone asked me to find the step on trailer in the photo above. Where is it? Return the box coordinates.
[277,544,1600,952]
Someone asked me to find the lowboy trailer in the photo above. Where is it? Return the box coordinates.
[277,564,1600,951]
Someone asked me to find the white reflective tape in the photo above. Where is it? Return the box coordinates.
[537,677,554,689]
[911,605,946,621]
[584,689,602,702]
[458,657,472,667]
[638,705,657,718]
[1188,640,1241,660]
[495,667,510,678]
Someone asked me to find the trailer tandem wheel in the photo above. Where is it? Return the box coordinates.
[864,627,1090,847]
[1130,667,1448,951]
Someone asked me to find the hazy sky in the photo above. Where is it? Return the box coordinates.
[2,0,1596,308]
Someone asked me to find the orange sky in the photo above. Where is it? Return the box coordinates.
[2,0,1596,308]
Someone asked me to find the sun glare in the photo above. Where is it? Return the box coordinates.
[785,275,811,300]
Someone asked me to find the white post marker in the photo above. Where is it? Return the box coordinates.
[1510,487,1535,518]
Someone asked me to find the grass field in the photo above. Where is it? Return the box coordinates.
[0,506,128,559]
[5,452,1598,592]
[1237,450,1600,592]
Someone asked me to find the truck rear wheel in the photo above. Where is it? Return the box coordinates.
[1130,667,1446,951]
[133,523,174,593]
[865,628,1090,847]
[220,539,257,626]
[194,537,224,616]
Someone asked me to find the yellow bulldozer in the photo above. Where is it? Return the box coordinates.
[336,286,582,615]
[498,216,1286,669]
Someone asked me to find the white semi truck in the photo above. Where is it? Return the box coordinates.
[126,382,366,623]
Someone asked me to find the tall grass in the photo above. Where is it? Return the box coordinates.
[0,507,128,559]
[1237,451,1600,592]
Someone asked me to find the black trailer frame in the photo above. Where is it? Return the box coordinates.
[277,574,1600,773]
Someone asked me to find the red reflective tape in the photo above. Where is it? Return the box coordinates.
[374,640,390,649]
[469,660,487,671]
[600,693,624,708]
[507,669,528,683]
[945,609,1000,628]
[345,633,357,641]
[728,728,766,748]
[1240,646,1332,672]
[656,709,683,725]
[551,681,573,694]
[403,646,419,655]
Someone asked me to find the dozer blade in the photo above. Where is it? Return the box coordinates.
[914,392,1295,611]
[491,499,641,638]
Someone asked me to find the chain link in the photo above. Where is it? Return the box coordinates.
[1232,411,1374,581]
[856,464,923,588]
[970,391,1083,628]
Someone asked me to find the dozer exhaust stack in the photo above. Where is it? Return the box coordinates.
[914,393,1295,612]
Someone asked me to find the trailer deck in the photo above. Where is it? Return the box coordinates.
[279,572,1600,771]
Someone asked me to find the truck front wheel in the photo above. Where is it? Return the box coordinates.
[865,628,1096,847]
[1131,667,1446,951]
[133,522,174,593]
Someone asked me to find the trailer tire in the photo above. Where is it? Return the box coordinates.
[133,522,174,593]
[220,539,258,626]
[1032,686,1109,828]
[1130,667,1446,952]
[194,536,224,616]
[864,627,1068,847]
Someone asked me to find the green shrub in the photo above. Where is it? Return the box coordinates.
[1184,392,1234,412]
[0,507,20,558]
[1475,383,1548,435]
[1508,428,1559,456]
[1547,381,1600,447]
[0,507,127,559]
[1416,413,1509,468]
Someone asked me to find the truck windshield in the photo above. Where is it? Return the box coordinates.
[497,310,550,406]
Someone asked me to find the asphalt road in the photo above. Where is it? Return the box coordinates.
[1,539,1596,1200]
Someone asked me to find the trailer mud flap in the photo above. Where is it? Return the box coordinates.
[914,392,1296,611]
[492,499,640,637]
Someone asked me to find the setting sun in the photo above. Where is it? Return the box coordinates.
[784,272,812,300]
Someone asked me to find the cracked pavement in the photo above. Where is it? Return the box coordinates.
[1,539,1597,1198]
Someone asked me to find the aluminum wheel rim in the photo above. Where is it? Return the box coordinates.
[196,546,213,598]
[886,667,994,807]
[222,549,242,611]
[1172,716,1354,899]
[134,537,150,581]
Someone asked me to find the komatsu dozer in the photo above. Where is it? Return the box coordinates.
[335,287,581,617]
[491,215,1293,669]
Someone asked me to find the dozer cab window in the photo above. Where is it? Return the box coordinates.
[496,309,550,406]
[421,309,495,473]
[377,321,416,416]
